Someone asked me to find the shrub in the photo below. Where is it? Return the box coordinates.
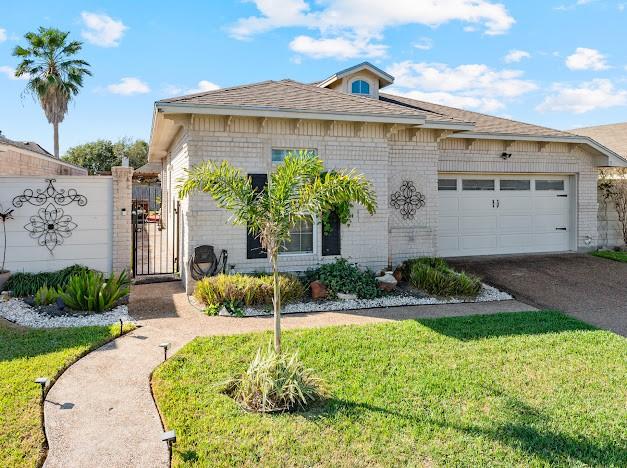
[34,285,60,306]
[59,270,130,312]
[305,258,380,299]
[194,273,305,308]
[408,257,482,297]
[222,345,327,412]
[3,265,90,296]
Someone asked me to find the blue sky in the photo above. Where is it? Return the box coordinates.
[1,0,626,154]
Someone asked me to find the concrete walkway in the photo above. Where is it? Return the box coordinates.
[44,282,535,468]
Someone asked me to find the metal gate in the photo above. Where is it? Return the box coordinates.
[132,182,179,277]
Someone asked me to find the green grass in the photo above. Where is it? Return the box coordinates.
[152,311,627,467]
[592,250,627,263]
[0,322,134,467]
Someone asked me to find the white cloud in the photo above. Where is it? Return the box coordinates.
[81,12,127,47]
[537,79,627,113]
[504,49,530,63]
[386,61,537,113]
[565,47,609,70]
[0,28,6,42]
[229,0,514,59]
[0,65,29,80]
[186,80,220,94]
[289,35,386,59]
[106,77,150,95]
[413,37,433,51]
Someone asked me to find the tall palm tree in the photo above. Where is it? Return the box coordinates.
[13,27,91,158]
[180,152,377,353]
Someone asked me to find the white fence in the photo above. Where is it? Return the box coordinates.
[0,176,114,274]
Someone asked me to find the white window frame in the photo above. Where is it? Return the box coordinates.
[279,214,318,257]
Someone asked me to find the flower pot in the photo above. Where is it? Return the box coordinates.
[0,270,10,292]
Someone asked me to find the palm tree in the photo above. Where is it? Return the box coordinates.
[13,27,91,158]
[179,152,377,353]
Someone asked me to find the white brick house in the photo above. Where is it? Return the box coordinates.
[148,62,626,291]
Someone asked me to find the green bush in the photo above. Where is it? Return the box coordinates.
[3,265,90,296]
[408,257,482,297]
[194,273,305,308]
[305,258,380,299]
[222,345,327,412]
[34,285,60,306]
[59,270,130,312]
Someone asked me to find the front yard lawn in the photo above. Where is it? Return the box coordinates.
[152,311,627,467]
[0,321,133,467]
[592,250,627,263]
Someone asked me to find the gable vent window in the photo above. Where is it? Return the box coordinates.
[351,80,370,95]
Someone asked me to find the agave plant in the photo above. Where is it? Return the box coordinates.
[59,270,130,312]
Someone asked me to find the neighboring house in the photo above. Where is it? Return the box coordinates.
[572,123,627,160]
[573,122,627,247]
[0,133,87,176]
[148,62,626,291]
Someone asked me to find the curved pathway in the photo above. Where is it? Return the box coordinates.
[43,282,534,467]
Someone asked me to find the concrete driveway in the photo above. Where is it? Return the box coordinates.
[449,253,627,336]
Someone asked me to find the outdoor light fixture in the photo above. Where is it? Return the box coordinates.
[119,318,124,335]
[584,235,593,246]
[161,429,176,448]
[35,377,49,400]
[159,342,171,361]
[500,152,512,160]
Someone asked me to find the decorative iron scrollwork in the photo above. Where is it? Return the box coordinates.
[12,178,87,208]
[12,179,87,253]
[390,181,425,220]
[24,203,78,252]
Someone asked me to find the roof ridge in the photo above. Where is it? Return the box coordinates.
[280,79,426,115]
[572,122,627,131]
[381,92,574,137]
[159,80,276,103]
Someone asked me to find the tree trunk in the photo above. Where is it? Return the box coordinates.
[271,253,281,354]
[53,122,59,158]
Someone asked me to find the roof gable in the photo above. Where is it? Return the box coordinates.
[317,62,394,90]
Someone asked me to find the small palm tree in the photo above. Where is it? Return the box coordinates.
[13,27,91,158]
[180,152,377,353]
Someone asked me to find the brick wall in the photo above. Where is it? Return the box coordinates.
[164,115,608,292]
[0,147,87,176]
[111,166,133,274]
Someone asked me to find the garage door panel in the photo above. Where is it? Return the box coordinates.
[439,216,459,234]
[461,235,497,250]
[459,216,497,234]
[499,215,533,232]
[438,174,571,257]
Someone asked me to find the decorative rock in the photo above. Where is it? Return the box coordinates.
[337,292,358,301]
[376,271,398,292]
[0,291,10,302]
[310,281,328,300]
[393,267,404,283]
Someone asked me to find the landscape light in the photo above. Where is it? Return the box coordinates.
[159,342,171,361]
[35,377,49,400]
[161,429,176,448]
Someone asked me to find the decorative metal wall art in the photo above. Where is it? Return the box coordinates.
[12,179,87,253]
[390,181,425,220]
[12,178,87,207]
[25,203,78,252]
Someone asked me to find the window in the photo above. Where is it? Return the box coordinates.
[351,80,370,95]
[438,179,457,191]
[500,179,530,191]
[272,148,317,163]
[462,179,495,191]
[536,180,564,191]
[281,218,314,254]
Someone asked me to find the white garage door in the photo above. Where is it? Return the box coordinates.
[438,174,572,257]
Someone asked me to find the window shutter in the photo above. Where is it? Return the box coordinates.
[322,210,341,256]
[246,174,268,259]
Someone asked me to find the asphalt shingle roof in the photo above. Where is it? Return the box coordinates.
[159,80,466,124]
[380,93,574,138]
[0,134,53,157]
[572,123,627,158]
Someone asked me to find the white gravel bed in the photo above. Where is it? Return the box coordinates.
[233,283,512,317]
[0,298,134,328]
